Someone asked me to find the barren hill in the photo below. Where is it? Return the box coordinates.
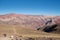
[0,14,60,30]
[0,24,60,38]
[0,14,60,40]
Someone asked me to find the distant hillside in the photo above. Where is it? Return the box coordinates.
[0,14,60,30]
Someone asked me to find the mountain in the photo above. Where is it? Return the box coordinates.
[0,14,60,40]
[0,14,60,31]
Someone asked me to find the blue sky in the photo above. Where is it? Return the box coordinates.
[0,0,60,16]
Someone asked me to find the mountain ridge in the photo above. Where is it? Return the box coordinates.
[0,14,60,30]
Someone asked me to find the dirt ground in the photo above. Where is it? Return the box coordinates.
[0,24,60,40]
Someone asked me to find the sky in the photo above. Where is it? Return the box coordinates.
[0,0,60,16]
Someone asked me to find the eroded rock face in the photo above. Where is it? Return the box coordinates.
[43,24,58,32]
[0,14,60,30]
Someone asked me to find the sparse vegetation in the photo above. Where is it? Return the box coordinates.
[0,24,60,40]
